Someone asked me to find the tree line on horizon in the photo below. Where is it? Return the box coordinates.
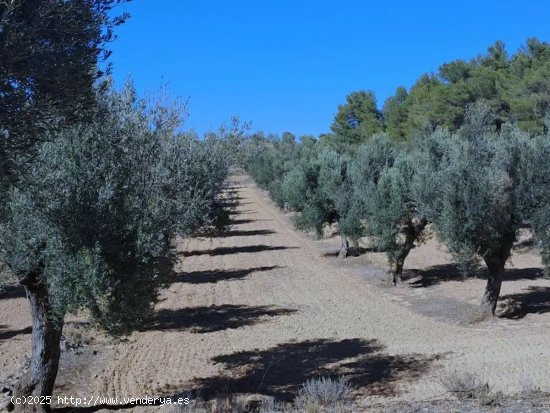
[243,38,550,324]
[325,38,550,147]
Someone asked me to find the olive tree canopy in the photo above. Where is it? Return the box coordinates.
[1,84,230,409]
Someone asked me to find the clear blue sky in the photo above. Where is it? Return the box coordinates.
[109,1,550,137]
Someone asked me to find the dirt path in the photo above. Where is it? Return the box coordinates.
[2,175,550,411]
[90,175,550,409]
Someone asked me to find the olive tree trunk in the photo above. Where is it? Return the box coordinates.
[391,257,406,285]
[391,218,428,285]
[480,235,515,317]
[480,257,506,317]
[14,266,63,413]
[338,234,349,259]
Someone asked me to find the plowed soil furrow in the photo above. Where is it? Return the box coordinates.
[2,175,550,412]
[89,176,550,409]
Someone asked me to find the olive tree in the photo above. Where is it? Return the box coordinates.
[352,133,470,285]
[518,130,550,273]
[210,116,252,169]
[280,148,362,258]
[349,133,429,283]
[280,156,337,239]
[0,84,229,410]
[0,0,128,185]
[349,133,397,200]
[366,152,428,284]
[246,133,319,207]
[414,105,550,316]
[348,133,397,249]
[315,150,363,257]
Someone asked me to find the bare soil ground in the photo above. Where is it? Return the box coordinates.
[1,175,550,412]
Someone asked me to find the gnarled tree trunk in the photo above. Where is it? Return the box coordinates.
[13,266,63,413]
[391,218,428,285]
[392,257,406,285]
[480,257,507,318]
[338,234,349,259]
[480,234,515,318]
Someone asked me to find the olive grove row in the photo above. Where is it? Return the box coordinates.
[0,2,242,410]
[244,103,550,318]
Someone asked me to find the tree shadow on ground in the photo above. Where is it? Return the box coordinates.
[140,305,296,333]
[195,225,273,240]
[219,201,252,210]
[219,200,240,210]
[218,229,276,238]
[0,284,26,300]
[174,266,281,284]
[405,264,543,288]
[227,218,256,225]
[190,338,438,401]
[499,286,550,319]
[513,238,535,249]
[183,245,297,257]
[321,246,379,258]
[229,218,274,226]
[226,209,255,216]
[0,325,31,340]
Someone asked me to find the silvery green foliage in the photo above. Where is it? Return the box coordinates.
[348,133,397,244]
[280,167,309,211]
[316,149,363,242]
[281,156,333,236]
[515,130,550,273]
[0,83,229,333]
[0,0,127,184]
[349,133,397,205]
[216,116,252,168]
[246,133,318,207]
[412,104,546,271]
[275,134,395,241]
[366,152,426,271]
[409,128,454,224]
[278,148,363,242]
